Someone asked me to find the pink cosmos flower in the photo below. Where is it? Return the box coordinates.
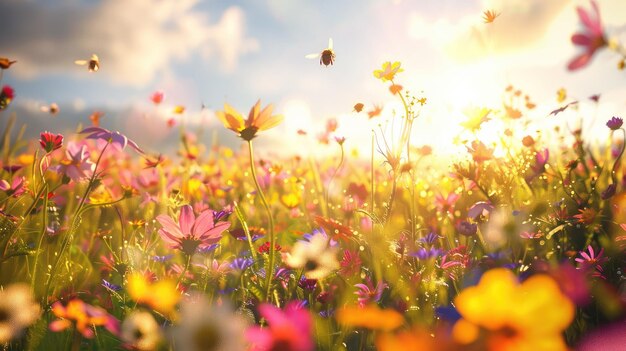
[53,143,95,181]
[79,127,143,154]
[156,205,230,255]
[575,245,607,272]
[354,277,387,307]
[568,0,607,71]
[246,302,314,351]
[0,176,26,197]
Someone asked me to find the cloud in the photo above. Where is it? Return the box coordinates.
[0,0,258,86]
[408,0,571,63]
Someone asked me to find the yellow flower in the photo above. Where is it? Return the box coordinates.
[373,61,403,82]
[453,268,574,351]
[460,107,491,133]
[127,273,180,317]
[280,192,301,209]
[216,100,283,141]
[336,305,404,331]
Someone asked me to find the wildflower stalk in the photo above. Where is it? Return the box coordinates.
[233,201,259,264]
[44,142,110,301]
[176,254,192,288]
[610,128,626,183]
[246,140,276,303]
[1,185,47,260]
[30,183,49,288]
[325,141,345,216]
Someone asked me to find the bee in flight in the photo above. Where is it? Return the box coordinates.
[40,103,59,115]
[74,54,100,72]
[306,38,335,66]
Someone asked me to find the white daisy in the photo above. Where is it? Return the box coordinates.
[169,294,247,351]
[121,310,162,351]
[0,283,41,344]
[285,232,339,279]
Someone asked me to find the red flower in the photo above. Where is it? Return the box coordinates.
[39,132,64,153]
[2,85,14,100]
[150,91,164,105]
[0,85,14,110]
[568,0,606,71]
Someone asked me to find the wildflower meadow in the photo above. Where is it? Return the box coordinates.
[1,0,626,350]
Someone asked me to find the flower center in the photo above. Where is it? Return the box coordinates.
[192,322,221,351]
[304,259,319,272]
[0,307,10,323]
[180,237,201,256]
[239,126,259,141]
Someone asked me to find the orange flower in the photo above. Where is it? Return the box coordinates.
[482,10,500,24]
[367,104,383,119]
[216,100,283,141]
[376,328,438,351]
[50,299,119,338]
[336,305,404,331]
[389,84,403,95]
[0,57,17,70]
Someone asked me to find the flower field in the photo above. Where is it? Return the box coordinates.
[1,1,626,350]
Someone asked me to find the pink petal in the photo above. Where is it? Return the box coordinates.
[577,6,594,31]
[178,205,195,235]
[568,52,592,70]
[572,33,592,46]
[198,221,230,241]
[258,304,289,327]
[156,215,184,238]
[192,210,215,238]
[587,245,595,259]
[49,319,71,332]
[158,229,182,248]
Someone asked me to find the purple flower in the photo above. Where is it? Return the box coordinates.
[298,277,318,291]
[410,247,443,260]
[419,232,442,244]
[229,257,254,271]
[212,207,233,223]
[300,228,338,247]
[152,255,173,262]
[198,244,220,254]
[156,205,230,255]
[102,279,121,292]
[606,116,623,130]
[79,127,144,153]
[456,221,477,236]
[467,201,494,219]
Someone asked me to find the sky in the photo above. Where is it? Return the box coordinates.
[1,0,626,158]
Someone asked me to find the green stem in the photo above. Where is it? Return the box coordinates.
[610,128,626,183]
[176,254,192,288]
[246,140,276,303]
[43,142,109,301]
[325,143,345,216]
[31,183,49,289]
[1,185,47,259]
